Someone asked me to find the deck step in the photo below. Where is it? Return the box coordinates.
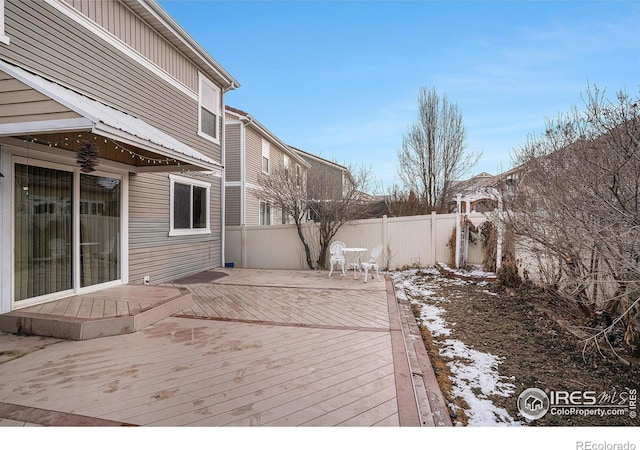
[0,286,193,341]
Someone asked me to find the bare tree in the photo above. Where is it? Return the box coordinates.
[257,163,375,270]
[505,86,640,359]
[307,164,375,269]
[384,185,429,217]
[257,165,315,269]
[396,86,480,212]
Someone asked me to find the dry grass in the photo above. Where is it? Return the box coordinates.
[411,303,469,425]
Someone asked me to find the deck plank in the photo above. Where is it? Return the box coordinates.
[101,331,385,423]
[50,298,72,316]
[115,300,130,317]
[76,298,94,319]
[89,298,105,319]
[103,298,117,318]
[269,374,397,426]
[64,297,84,318]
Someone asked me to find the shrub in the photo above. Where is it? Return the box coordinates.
[497,257,522,288]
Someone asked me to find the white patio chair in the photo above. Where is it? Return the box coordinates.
[328,240,346,277]
[361,244,383,282]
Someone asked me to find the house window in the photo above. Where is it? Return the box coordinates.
[169,174,211,236]
[262,139,270,174]
[0,0,10,45]
[198,74,220,143]
[259,201,271,226]
[283,154,290,179]
[296,164,301,187]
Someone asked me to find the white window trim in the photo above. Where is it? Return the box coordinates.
[0,0,10,45]
[169,173,211,236]
[259,200,272,226]
[198,73,221,144]
[261,139,270,174]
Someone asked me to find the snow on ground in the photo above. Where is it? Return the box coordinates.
[393,269,520,426]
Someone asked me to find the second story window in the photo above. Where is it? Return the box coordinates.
[262,139,270,174]
[0,0,9,45]
[198,74,220,143]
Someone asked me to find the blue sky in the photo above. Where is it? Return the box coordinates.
[160,0,640,191]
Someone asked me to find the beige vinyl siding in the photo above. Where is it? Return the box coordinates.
[128,172,222,282]
[298,154,343,199]
[224,122,241,182]
[129,240,221,285]
[245,127,263,185]
[0,75,81,124]
[225,185,241,226]
[0,1,227,291]
[245,188,260,226]
[65,0,198,91]
[129,172,222,242]
[2,1,221,162]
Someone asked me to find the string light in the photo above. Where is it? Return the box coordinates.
[23,133,182,166]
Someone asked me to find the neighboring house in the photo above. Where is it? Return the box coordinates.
[290,146,355,219]
[224,105,309,226]
[0,0,239,314]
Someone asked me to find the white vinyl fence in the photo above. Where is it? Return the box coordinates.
[224,212,489,270]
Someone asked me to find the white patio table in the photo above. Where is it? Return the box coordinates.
[341,247,367,279]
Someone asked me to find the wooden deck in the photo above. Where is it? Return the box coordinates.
[0,269,451,427]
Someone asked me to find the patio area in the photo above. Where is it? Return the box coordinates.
[0,268,450,427]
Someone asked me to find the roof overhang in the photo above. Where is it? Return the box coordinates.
[126,0,240,91]
[290,145,347,173]
[0,60,222,172]
[225,106,311,169]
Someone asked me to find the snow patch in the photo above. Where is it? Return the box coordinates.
[393,269,520,426]
[440,339,518,426]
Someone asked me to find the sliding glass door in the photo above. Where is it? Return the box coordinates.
[14,164,73,300]
[14,162,122,303]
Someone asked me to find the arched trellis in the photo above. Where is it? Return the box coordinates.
[454,188,503,271]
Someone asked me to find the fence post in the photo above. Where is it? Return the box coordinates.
[496,196,503,271]
[430,211,437,266]
[455,194,462,268]
[240,224,247,268]
[382,215,389,268]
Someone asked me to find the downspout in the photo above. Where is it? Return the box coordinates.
[240,116,253,226]
[220,83,238,268]
[240,116,252,268]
